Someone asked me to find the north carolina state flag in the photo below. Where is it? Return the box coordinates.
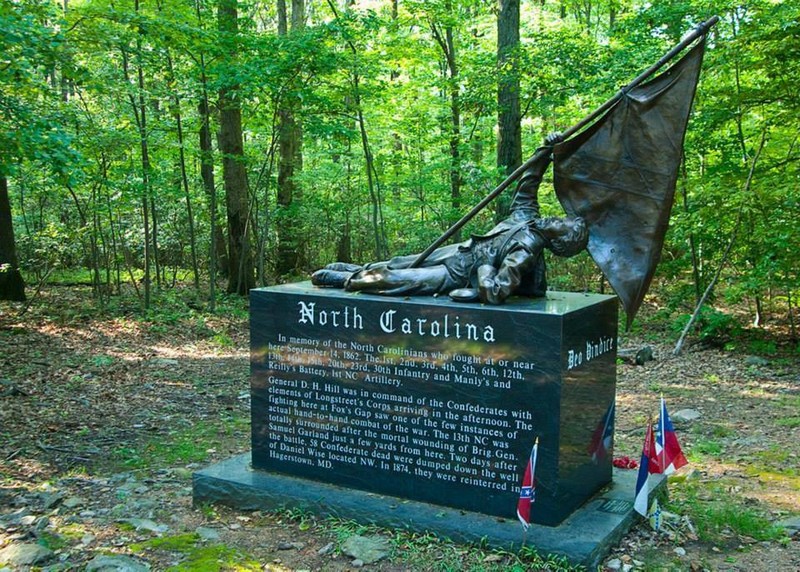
[655,397,688,475]
[516,439,539,529]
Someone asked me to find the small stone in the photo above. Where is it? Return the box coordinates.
[776,516,800,533]
[195,526,220,541]
[42,492,65,509]
[62,496,86,509]
[606,557,622,570]
[171,468,192,480]
[81,533,96,545]
[85,554,151,571]
[341,535,391,565]
[19,515,37,526]
[674,547,687,556]
[318,542,334,556]
[117,518,168,534]
[0,543,54,566]
[622,564,633,572]
[745,356,769,366]
[0,508,30,526]
[351,559,364,568]
[277,541,304,550]
[684,468,703,480]
[635,346,654,365]
[672,409,701,423]
[34,516,50,532]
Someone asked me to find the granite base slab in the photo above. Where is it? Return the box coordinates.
[193,453,665,569]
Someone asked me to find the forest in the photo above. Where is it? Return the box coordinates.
[2,2,800,569]
[1,0,798,338]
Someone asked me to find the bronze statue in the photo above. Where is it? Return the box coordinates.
[312,135,588,304]
[312,16,716,322]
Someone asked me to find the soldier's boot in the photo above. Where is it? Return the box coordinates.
[311,269,353,288]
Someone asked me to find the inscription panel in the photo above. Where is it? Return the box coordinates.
[251,283,616,524]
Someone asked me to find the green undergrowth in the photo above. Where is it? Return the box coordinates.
[280,509,582,572]
[629,546,700,572]
[19,281,248,343]
[666,480,786,544]
[111,413,248,470]
[130,533,260,571]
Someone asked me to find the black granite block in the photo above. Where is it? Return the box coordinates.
[250,283,617,526]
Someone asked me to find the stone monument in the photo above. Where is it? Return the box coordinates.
[250,284,616,527]
[194,17,717,568]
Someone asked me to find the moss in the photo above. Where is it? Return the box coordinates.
[130,532,200,553]
[166,544,261,572]
[130,533,261,571]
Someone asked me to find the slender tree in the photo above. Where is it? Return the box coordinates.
[0,176,26,301]
[496,0,521,220]
[275,0,306,276]
[120,2,154,308]
[217,0,254,294]
[430,0,462,236]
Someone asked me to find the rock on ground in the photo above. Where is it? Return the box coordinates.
[0,543,54,566]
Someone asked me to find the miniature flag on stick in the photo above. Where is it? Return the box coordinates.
[517,437,539,530]
[634,420,661,516]
[655,397,687,475]
[588,400,615,463]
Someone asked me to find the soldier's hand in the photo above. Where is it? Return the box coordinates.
[544,132,564,147]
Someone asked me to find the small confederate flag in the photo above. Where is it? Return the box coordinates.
[517,438,539,530]
[634,420,661,516]
[588,400,615,463]
[655,397,688,475]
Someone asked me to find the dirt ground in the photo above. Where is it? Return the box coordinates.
[1,287,798,571]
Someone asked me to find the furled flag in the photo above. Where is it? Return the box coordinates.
[634,420,661,516]
[648,498,663,531]
[655,397,688,475]
[588,400,615,463]
[517,438,539,530]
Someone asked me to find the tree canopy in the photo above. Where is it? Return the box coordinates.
[1,0,798,336]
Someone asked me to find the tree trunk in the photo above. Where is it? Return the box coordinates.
[218,0,254,295]
[121,21,152,309]
[496,0,522,221]
[163,43,200,292]
[195,3,224,310]
[0,176,26,301]
[323,0,387,260]
[199,96,227,267]
[275,0,305,276]
[430,2,461,236]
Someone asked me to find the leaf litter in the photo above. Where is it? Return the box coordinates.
[1,286,798,571]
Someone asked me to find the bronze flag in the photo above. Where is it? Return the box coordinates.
[553,40,706,327]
